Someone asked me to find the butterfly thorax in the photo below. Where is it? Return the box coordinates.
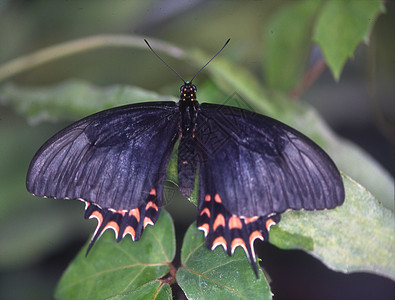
[179,82,199,137]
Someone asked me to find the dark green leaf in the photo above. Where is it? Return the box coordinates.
[263,0,321,90]
[177,223,272,300]
[55,210,175,300]
[313,0,384,80]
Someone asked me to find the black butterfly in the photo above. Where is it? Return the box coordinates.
[26,39,344,277]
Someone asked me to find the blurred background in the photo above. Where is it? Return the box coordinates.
[0,0,393,299]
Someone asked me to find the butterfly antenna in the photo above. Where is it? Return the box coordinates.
[190,38,230,83]
[144,39,186,83]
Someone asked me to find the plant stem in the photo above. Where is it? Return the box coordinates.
[0,34,185,82]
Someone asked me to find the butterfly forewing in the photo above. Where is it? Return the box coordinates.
[27,102,178,207]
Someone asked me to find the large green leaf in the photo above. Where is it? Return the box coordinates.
[270,174,395,280]
[55,210,175,300]
[262,0,321,91]
[313,0,385,80]
[177,222,272,300]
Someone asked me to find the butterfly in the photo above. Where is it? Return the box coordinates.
[26,39,345,277]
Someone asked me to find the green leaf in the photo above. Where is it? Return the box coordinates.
[271,174,395,280]
[109,281,172,300]
[263,0,321,91]
[0,79,176,124]
[55,210,175,300]
[313,0,385,80]
[177,223,272,300]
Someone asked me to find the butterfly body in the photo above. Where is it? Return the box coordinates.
[27,76,344,278]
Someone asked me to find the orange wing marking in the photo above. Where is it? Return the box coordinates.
[149,188,157,196]
[145,201,159,211]
[200,207,211,218]
[197,223,210,237]
[214,193,222,203]
[122,225,136,240]
[204,194,211,202]
[266,218,276,230]
[244,216,259,224]
[103,221,120,239]
[249,230,263,246]
[89,210,103,223]
[212,236,227,251]
[144,216,154,228]
[228,215,243,230]
[213,214,225,231]
[129,208,140,222]
[114,210,127,216]
[231,238,247,255]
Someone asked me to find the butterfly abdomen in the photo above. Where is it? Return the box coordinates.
[177,82,200,197]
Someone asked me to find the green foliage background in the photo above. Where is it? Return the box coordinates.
[0,1,393,299]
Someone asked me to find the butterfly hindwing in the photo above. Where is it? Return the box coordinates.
[27,101,179,248]
[197,156,282,276]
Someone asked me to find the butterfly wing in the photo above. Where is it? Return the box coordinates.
[195,103,344,275]
[27,101,179,250]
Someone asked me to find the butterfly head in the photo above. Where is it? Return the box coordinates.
[180,81,197,103]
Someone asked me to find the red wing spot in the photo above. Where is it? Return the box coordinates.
[149,188,157,196]
[228,215,243,230]
[200,207,211,218]
[249,230,264,246]
[205,194,211,202]
[145,201,159,211]
[90,211,103,223]
[266,218,276,230]
[231,238,247,254]
[103,221,120,235]
[244,216,259,224]
[213,214,225,231]
[123,225,136,240]
[184,88,187,91]
[129,208,140,222]
[143,216,154,228]
[84,202,90,209]
[212,236,227,250]
[214,193,222,203]
[198,223,210,237]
